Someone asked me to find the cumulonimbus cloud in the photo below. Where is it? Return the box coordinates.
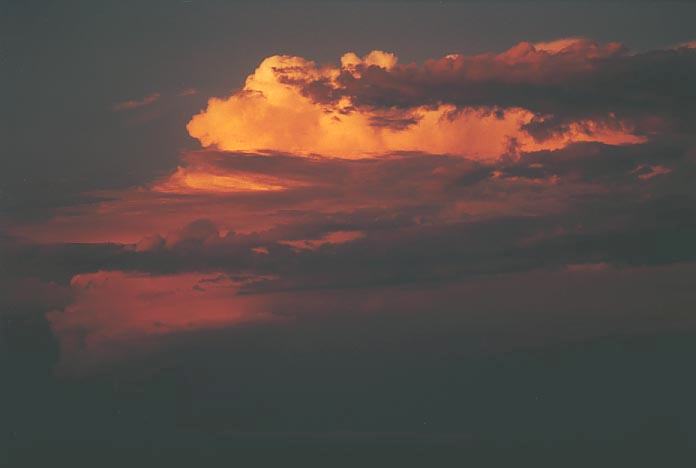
[7,38,696,372]
[187,39,665,159]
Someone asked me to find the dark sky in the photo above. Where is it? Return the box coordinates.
[2,1,696,465]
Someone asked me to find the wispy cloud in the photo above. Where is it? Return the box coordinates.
[112,92,161,111]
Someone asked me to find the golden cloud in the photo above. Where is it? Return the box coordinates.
[187,45,644,159]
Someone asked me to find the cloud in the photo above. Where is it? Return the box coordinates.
[186,40,659,158]
[631,164,672,180]
[278,230,364,251]
[112,93,161,111]
[10,167,696,293]
[675,40,696,50]
[10,128,695,247]
[153,164,295,194]
[47,270,278,372]
[6,37,696,373]
[5,137,696,371]
[319,39,696,138]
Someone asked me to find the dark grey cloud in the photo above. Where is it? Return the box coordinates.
[293,43,696,139]
[6,137,695,297]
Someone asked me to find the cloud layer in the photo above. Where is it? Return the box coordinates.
[4,38,696,372]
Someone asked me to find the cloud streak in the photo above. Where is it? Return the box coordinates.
[112,93,161,111]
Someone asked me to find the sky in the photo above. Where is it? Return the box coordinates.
[3,0,696,464]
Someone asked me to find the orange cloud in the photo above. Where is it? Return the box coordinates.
[531,37,622,56]
[13,39,679,246]
[675,40,696,49]
[154,166,290,193]
[187,44,643,159]
[48,271,278,372]
[278,230,365,251]
[631,164,672,180]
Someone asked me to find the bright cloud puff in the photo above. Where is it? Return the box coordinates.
[187,40,646,159]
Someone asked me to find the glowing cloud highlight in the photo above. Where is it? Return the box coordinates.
[187,43,644,159]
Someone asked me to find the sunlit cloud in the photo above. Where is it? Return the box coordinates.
[6,39,696,374]
[187,41,646,159]
[153,166,291,193]
[47,270,278,372]
[674,40,696,49]
[278,230,365,251]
